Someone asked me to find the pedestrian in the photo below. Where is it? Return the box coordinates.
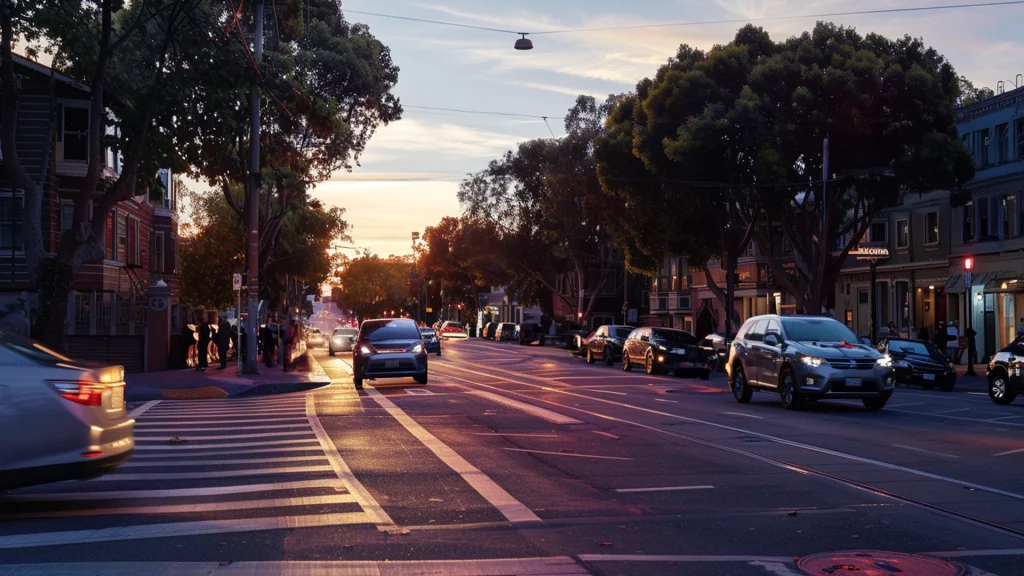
[281,314,295,372]
[196,314,211,371]
[965,324,977,364]
[217,315,231,369]
[947,320,960,363]
[262,314,277,368]
[935,322,946,349]
[918,325,930,343]
[887,321,899,337]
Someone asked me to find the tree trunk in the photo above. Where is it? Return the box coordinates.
[34,259,76,353]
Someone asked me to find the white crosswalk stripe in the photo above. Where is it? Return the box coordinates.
[0,394,386,549]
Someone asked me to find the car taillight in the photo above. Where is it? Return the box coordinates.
[49,381,105,406]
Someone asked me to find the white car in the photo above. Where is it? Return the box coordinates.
[439,321,469,340]
[0,330,135,491]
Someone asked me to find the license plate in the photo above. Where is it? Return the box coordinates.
[846,378,862,388]
[384,360,399,369]
[923,373,935,381]
[111,386,125,410]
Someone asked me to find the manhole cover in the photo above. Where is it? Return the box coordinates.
[797,550,965,576]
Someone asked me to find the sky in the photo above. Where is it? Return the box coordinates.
[321,0,1024,257]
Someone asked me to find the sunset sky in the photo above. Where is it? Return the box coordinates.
[321,0,1024,257]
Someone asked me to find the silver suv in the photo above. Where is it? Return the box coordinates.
[726,315,895,411]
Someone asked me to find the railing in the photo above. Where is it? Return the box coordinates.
[650,291,691,313]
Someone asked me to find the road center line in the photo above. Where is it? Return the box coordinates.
[503,448,633,461]
[363,387,543,527]
[588,389,629,396]
[592,431,620,439]
[615,485,714,493]
[467,390,583,424]
[892,444,960,459]
[655,398,678,403]
[992,447,1024,457]
[723,411,763,419]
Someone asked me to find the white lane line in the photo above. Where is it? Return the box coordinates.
[892,444,961,459]
[588,389,628,396]
[592,431,620,439]
[405,388,435,395]
[0,494,357,520]
[472,433,559,438]
[655,398,678,403]
[0,512,373,549]
[615,485,715,493]
[723,411,764,419]
[364,387,542,526]
[306,393,394,526]
[886,402,927,408]
[127,400,160,419]
[577,554,792,563]
[4,479,347,501]
[891,408,1024,428]
[133,424,311,433]
[439,362,1024,503]
[122,456,327,467]
[992,447,1024,457]
[130,446,323,458]
[134,431,316,441]
[925,548,1024,557]
[143,409,307,417]
[990,415,1024,421]
[557,375,645,380]
[135,439,321,451]
[935,408,973,414]
[92,466,334,481]
[0,558,589,575]
[149,399,307,409]
[503,448,633,461]
[467,390,584,424]
[135,417,309,426]
[749,561,804,576]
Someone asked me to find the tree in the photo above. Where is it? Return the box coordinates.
[958,74,995,107]
[332,253,412,320]
[596,23,974,315]
[419,216,506,321]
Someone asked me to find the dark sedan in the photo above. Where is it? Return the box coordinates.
[351,319,428,389]
[419,328,442,356]
[622,327,709,379]
[880,337,956,391]
[585,324,634,366]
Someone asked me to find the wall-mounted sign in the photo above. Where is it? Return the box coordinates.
[849,245,890,260]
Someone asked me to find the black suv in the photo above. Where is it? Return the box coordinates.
[351,319,428,389]
[986,337,1024,405]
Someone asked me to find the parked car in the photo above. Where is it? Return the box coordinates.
[699,333,728,371]
[0,329,135,491]
[880,337,956,391]
[515,322,546,346]
[439,321,469,340]
[482,322,498,340]
[419,328,442,356]
[328,327,358,356]
[726,315,895,411]
[305,327,326,348]
[351,319,428,389]
[986,337,1024,405]
[585,325,635,366]
[622,327,708,379]
[494,322,517,342]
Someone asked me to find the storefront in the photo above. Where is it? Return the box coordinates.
[947,262,1024,361]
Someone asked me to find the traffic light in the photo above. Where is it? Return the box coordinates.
[964,256,974,271]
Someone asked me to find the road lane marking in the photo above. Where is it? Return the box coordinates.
[133,423,310,433]
[130,446,323,458]
[127,400,160,419]
[2,479,348,501]
[578,554,792,563]
[503,448,632,461]
[472,433,559,438]
[655,398,678,403]
[557,375,644,380]
[935,408,972,414]
[121,456,328,467]
[143,408,307,416]
[749,561,804,576]
[890,408,1024,428]
[135,439,321,450]
[724,411,764,419]
[93,466,334,481]
[306,393,394,526]
[990,415,1024,421]
[615,485,714,493]
[592,431,620,439]
[588,389,628,395]
[0,494,357,520]
[925,548,1024,557]
[992,447,1024,457]
[467,390,584,424]
[0,512,373,549]
[438,362,1024,503]
[134,431,315,441]
[135,417,309,426]
[892,444,960,459]
[364,386,542,527]
[886,402,927,408]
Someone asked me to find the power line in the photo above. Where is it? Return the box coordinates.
[404,104,560,120]
[345,9,521,34]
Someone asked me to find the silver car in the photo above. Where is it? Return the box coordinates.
[0,330,135,491]
[328,327,358,356]
[726,315,895,411]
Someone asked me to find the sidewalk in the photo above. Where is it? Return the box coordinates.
[124,353,331,401]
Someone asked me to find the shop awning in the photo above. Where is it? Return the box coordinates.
[984,271,1024,291]
[946,272,998,293]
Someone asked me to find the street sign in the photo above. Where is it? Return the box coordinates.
[964,271,973,288]
[627,308,638,323]
[233,273,242,291]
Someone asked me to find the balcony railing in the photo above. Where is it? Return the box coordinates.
[650,291,691,313]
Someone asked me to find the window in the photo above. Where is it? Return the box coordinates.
[60,200,74,232]
[997,123,1010,163]
[925,211,939,245]
[963,201,974,243]
[117,212,127,262]
[746,320,767,342]
[895,282,910,330]
[0,194,24,252]
[896,219,909,248]
[1006,194,1017,238]
[108,209,116,260]
[61,105,89,162]
[154,231,165,273]
[1017,119,1024,160]
[978,196,990,239]
[869,221,888,244]
[978,128,990,167]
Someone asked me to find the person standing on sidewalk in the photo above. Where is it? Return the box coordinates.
[197,314,211,371]
[217,315,231,369]
[947,320,960,363]
[262,314,278,368]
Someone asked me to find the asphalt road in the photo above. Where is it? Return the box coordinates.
[2,338,1024,575]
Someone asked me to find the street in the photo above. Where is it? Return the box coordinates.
[2,339,1024,575]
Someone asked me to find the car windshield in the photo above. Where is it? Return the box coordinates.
[888,340,939,355]
[651,329,697,346]
[362,321,420,342]
[333,328,357,337]
[612,327,633,339]
[0,331,74,365]
[781,318,858,343]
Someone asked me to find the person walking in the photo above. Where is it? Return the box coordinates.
[196,314,212,371]
[262,314,277,368]
[946,320,960,363]
[217,315,231,369]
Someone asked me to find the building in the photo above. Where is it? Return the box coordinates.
[0,54,180,371]
[646,256,692,331]
[551,264,647,330]
[948,85,1024,359]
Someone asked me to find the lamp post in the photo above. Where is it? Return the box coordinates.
[965,256,976,376]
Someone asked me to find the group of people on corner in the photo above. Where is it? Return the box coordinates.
[886,319,973,364]
[183,311,300,372]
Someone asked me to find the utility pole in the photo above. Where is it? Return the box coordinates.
[242,0,264,374]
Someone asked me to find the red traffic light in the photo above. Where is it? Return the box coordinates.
[965,257,974,271]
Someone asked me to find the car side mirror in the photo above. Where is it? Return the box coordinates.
[764,333,780,347]
[348,336,356,343]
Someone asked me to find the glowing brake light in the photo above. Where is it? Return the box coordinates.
[49,382,106,406]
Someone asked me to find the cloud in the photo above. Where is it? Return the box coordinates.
[362,117,524,158]
[501,79,609,99]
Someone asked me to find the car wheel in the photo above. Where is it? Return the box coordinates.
[586,348,594,364]
[353,377,363,390]
[329,350,335,357]
[604,349,614,366]
[778,369,803,410]
[436,349,442,357]
[989,372,1017,405]
[730,364,753,403]
[645,352,658,375]
[622,353,632,371]
[939,381,955,392]
[862,393,892,411]
[700,369,710,381]
[415,372,428,385]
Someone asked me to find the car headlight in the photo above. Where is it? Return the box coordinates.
[800,356,825,368]
[876,356,893,367]
[359,346,372,355]
[411,344,423,354]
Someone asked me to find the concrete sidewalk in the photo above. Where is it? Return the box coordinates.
[124,353,331,401]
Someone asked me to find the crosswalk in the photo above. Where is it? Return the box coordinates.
[0,393,390,549]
